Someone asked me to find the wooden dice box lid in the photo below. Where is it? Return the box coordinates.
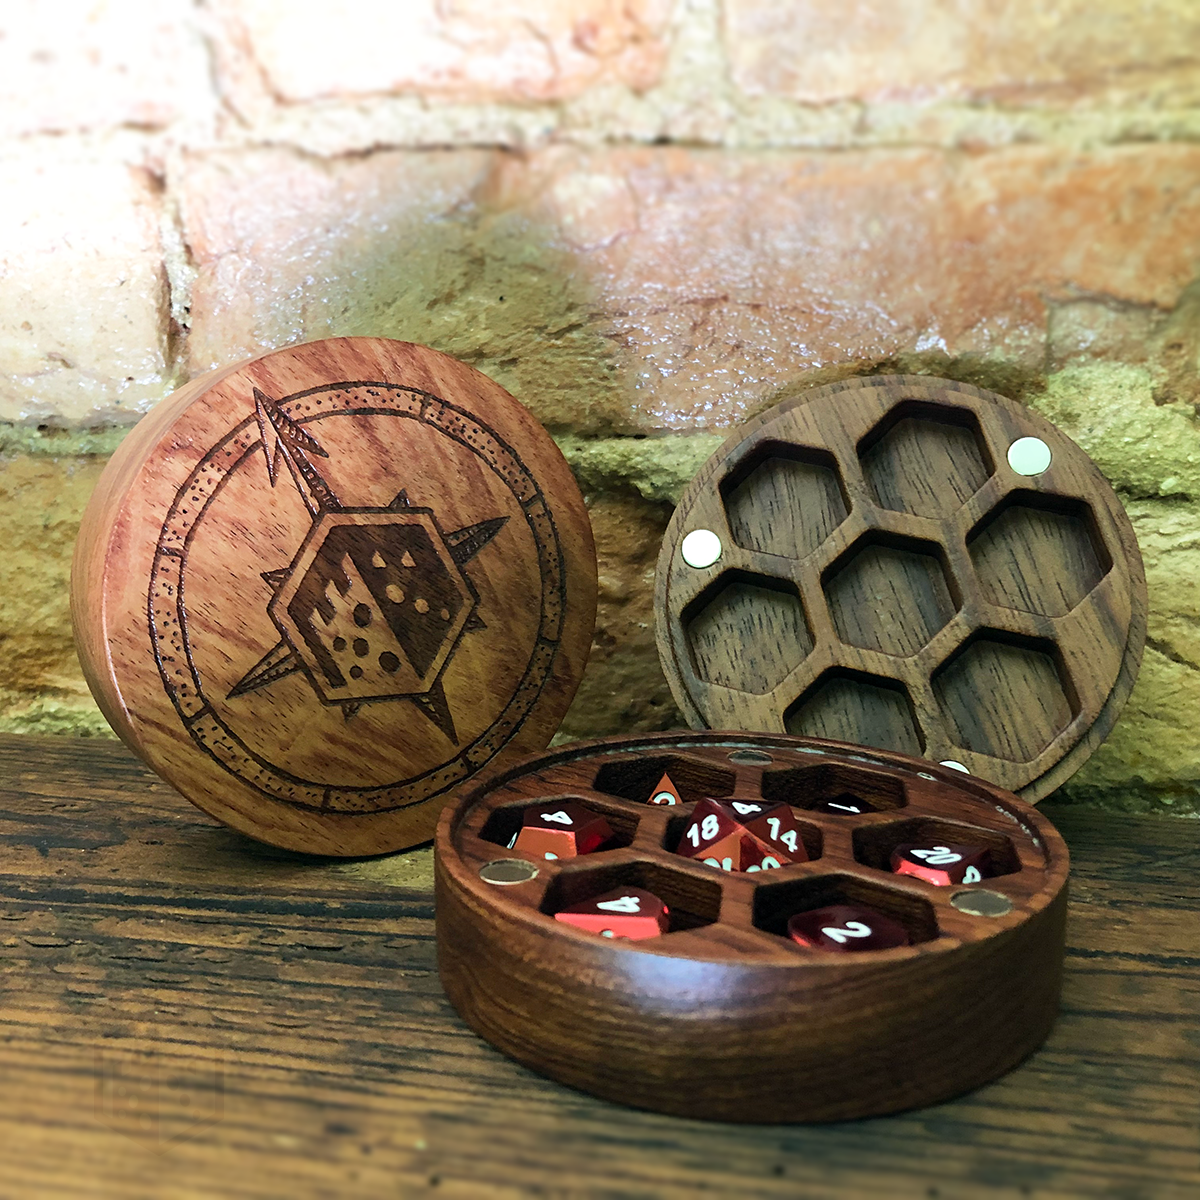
[656,375,1147,802]
[71,337,596,855]
[436,732,1069,1123]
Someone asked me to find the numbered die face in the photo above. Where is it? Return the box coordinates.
[512,801,614,860]
[890,843,991,887]
[787,904,910,953]
[648,772,682,806]
[695,831,745,873]
[741,832,791,874]
[811,794,877,816]
[741,803,807,863]
[676,798,743,860]
[554,886,670,940]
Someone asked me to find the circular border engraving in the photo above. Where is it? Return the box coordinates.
[149,381,566,815]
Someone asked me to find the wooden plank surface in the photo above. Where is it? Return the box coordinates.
[0,733,1196,1200]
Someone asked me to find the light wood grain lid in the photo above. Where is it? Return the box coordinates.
[72,337,596,855]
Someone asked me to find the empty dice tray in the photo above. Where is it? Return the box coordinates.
[436,733,1069,1123]
[655,375,1147,801]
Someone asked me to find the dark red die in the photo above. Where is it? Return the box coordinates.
[677,798,806,872]
[890,843,991,886]
[512,800,613,861]
[742,802,808,862]
[675,798,744,862]
[648,772,682,806]
[554,887,669,940]
[811,795,877,816]
[788,904,910,953]
[692,832,744,872]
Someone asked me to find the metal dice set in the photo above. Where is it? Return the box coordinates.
[502,772,996,951]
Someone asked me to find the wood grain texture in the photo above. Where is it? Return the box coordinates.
[0,734,1197,1199]
[71,338,596,856]
[656,376,1148,802]
[436,732,1070,1123]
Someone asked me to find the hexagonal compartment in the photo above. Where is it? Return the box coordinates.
[968,491,1112,617]
[665,808,823,867]
[684,571,813,693]
[932,632,1077,763]
[540,861,722,934]
[858,403,993,519]
[752,873,938,945]
[720,441,849,559]
[592,756,736,806]
[479,796,637,855]
[822,534,960,657]
[785,670,924,756]
[761,762,907,813]
[852,817,1020,880]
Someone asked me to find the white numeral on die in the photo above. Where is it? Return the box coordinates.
[540,810,574,825]
[821,920,873,944]
[596,895,641,913]
[963,865,982,883]
[911,845,960,865]
[732,802,761,815]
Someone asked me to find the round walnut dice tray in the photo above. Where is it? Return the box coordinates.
[72,337,596,855]
[656,375,1147,802]
[435,732,1069,1123]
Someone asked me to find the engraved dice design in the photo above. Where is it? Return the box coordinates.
[890,843,990,886]
[676,798,807,873]
[554,887,670,940]
[511,800,614,861]
[788,904,910,953]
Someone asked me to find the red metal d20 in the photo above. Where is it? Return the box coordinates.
[675,798,743,861]
[742,802,807,862]
[512,800,613,861]
[788,904,910,953]
[554,887,670,940]
[890,843,991,886]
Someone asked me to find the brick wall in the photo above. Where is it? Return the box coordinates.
[2,0,1199,812]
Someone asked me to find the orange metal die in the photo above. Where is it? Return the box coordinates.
[675,798,743,859]
[890,843,991,887]
[512,800,613,861]
[788,904,910,953]
[740,832,794,873]
[554,887,670,940]
[742,803,806,861]
[694,832,745,872]
[648,772,683,806]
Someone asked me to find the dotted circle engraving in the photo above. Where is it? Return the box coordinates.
[148,381,566,815]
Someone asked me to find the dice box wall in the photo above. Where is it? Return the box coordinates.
[436,732,1070,1122]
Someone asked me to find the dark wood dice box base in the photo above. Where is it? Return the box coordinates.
[436,732,1069,1123]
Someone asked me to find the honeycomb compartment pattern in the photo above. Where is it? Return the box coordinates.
[685,573,812,693]
[449,739,1057,961]
[859,406,993,519]
[968,493,1111,618]
[659,377,1144,799]
[823,536,958,657]
[932,635,1076,763]
[722,444,849,559]
[784,671,923,756]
